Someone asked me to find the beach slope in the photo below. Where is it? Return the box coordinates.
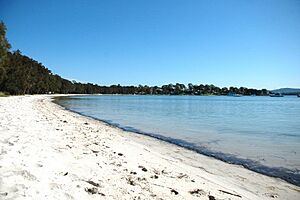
[0,95,299,199]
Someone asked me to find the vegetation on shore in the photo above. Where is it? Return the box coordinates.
[0,22,268,96]
[0,92,9,97]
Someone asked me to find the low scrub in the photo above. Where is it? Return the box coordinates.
[0,92,9,97]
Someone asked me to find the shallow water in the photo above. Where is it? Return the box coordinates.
[56,95,300,185]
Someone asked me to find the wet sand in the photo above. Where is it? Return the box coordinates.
[0,95,299,199]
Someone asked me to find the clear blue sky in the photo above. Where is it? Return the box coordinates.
[1,0,299,89]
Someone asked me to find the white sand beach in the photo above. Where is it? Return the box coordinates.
[0,95,299,200]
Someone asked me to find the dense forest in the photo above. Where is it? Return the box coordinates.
[0,22,268,96]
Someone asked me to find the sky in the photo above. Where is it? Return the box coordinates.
[0,0,299,89]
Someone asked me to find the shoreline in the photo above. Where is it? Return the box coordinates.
[0,95,299,199]
[54,96,300,187]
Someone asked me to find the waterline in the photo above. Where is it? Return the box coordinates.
[55,95,300,186]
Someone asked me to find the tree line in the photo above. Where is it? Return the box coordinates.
[0,22,268,96]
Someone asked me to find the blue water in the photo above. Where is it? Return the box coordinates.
[55,95,300,185]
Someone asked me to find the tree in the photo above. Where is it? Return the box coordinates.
[175,83,186,95]
[0,21,11,87]
[0,22,270,96]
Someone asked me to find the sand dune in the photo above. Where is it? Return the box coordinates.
[0,95,299,199]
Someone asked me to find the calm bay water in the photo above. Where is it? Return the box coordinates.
[56,95,300,185]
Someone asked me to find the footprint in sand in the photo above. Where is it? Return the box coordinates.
[15,170,37,181]
[264,192,279,198]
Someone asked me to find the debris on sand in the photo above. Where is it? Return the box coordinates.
[86,180,101,187]
[138,165,147,172]
[208,195,216,200]
[126,177,136,186]
[189,189,205,196]
[91,150,99,153]
[150,175,159,179]
[85,187,98,194]
[170,189,179,195]
[84,187,105,196]
[218,190,241,198]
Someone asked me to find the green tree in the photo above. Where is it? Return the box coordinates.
[0,21,11,87]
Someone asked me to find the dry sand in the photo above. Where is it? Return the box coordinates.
[0,95,299,200]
